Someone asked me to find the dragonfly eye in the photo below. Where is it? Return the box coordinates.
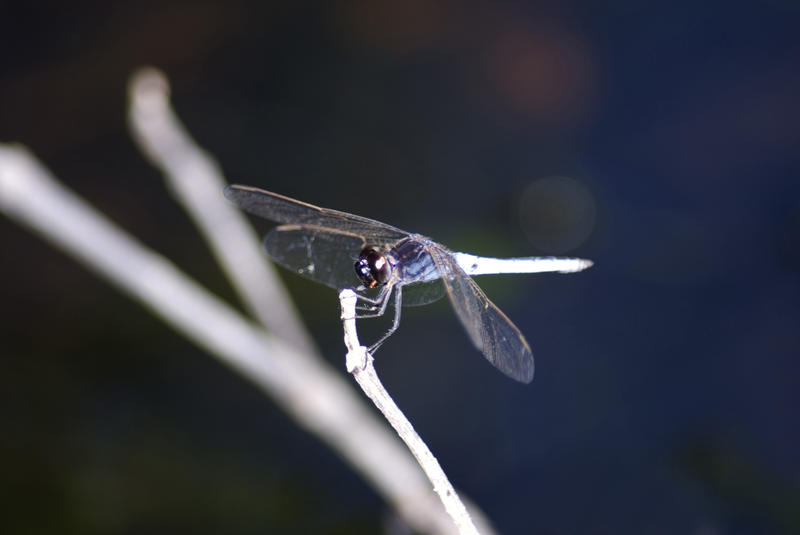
[355,247,392,288]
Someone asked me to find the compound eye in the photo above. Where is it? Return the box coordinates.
[354,247,391,288]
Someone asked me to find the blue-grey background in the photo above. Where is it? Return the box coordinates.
[2,2,798,534]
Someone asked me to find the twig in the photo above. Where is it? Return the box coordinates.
[126,67,315,355]
[0,141,495,535]
[125,68,499,532]
[340,289,481,535]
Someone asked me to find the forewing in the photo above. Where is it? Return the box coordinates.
[225,184,408,247]
[428,246,534,383]
[264,225,368,290]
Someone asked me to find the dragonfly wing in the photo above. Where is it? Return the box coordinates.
[225,184,408,247]
[428,246,534,383]
[401,279,446,307]
[265,224,369,290]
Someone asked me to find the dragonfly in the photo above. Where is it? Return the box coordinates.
[225,184,592,383]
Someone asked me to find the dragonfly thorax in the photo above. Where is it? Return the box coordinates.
[355,246,393,288]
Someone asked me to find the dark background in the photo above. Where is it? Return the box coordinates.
[2,2,799,534]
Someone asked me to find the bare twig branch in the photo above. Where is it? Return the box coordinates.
[340,289,481,535]
[126,67,316,355]
[0,142,494,535]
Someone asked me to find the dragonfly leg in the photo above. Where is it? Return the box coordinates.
[354,285,392,319]
[367,285,403,354]
[353,285,380,311]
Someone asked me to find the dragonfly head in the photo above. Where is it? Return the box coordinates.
[355,246,393,288]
